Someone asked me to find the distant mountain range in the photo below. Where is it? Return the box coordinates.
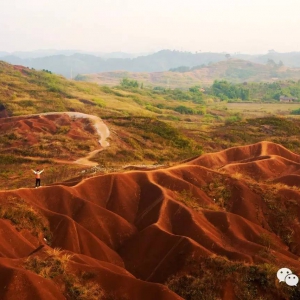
[0,50,148,59]
[1,50,300,80]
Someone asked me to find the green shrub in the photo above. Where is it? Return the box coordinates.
[291,108,300,115]
[196,106,206,115]
[93,98,106,108]
[145,104,162,114]
[225,115,242,125]
[120,78,139,88]
[155,103,165,109]
[174,105,195,114]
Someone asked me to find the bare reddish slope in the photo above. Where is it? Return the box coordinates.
[0,141,300,299]
[0,113,99,159]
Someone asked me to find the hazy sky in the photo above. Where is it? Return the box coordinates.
[0,0,299,54]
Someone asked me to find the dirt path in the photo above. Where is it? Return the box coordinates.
[74,149,103,167]
[63,112,110,148]
[20,112,110,167]
[63,112,110,166]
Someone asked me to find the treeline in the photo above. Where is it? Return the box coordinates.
[245,81,300,101]
[120,78,140,88]
[118,78,206,115]
[177,79,296,103]
[209,80,300,102]
[120,78,205,104]
[153,86,204,104]
[119,77,300,104]
[210,80,250,100]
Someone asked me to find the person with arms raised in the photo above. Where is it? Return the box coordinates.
[31,168,44,188]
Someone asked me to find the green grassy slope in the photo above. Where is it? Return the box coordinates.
[2,61,300,300]
[1,60,300,190]
[0,61,205,188]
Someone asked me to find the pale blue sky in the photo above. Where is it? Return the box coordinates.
[0,0,299,53]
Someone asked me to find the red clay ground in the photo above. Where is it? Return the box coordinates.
[0,141,300,299]
[0,113,106,189]
[0,113,100,160]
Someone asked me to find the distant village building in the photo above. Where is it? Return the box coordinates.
[279,96,298,102]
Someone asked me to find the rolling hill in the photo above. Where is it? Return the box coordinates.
[2,60,300,190]
[0,50,228,79]
[79,59,300,88]
[1,49,300,80]
[0,142,300,299]
[0,61,205,189]
[1,59,300,298]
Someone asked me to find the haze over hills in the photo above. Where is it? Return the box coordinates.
[81,59,300,88]
[2,0,300,297]
[2,50,300,79]
[1,60,300,180]
[2,61,300,299]
[0,50,149,59]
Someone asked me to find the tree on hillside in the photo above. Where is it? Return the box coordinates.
[169,66,190,72]
[267,59,277,68]
[189,86,204,103]
[120,78,139,88]
[189,86,201,93]
[174,105,195,114]
[240,89,250,100]
[42,69,52,74]
[211,80,250,101]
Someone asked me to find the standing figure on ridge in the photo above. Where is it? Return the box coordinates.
[31,169,44,188]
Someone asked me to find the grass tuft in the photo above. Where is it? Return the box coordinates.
[0,197,52,242]
[166,255,299,300]
[25,248,104,300]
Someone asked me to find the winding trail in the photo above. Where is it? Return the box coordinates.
[17,112,110,167]
[74,149,103,167]
[64,112,110,167]
[64,112,110,147]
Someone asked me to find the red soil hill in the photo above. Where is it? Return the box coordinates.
[0,141,299,299]
[0,113,99,159]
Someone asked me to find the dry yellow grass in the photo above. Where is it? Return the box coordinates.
[25,248,104,300]
[0,197,52,241]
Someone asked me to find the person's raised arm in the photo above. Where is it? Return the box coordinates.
[31,169,36,174]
